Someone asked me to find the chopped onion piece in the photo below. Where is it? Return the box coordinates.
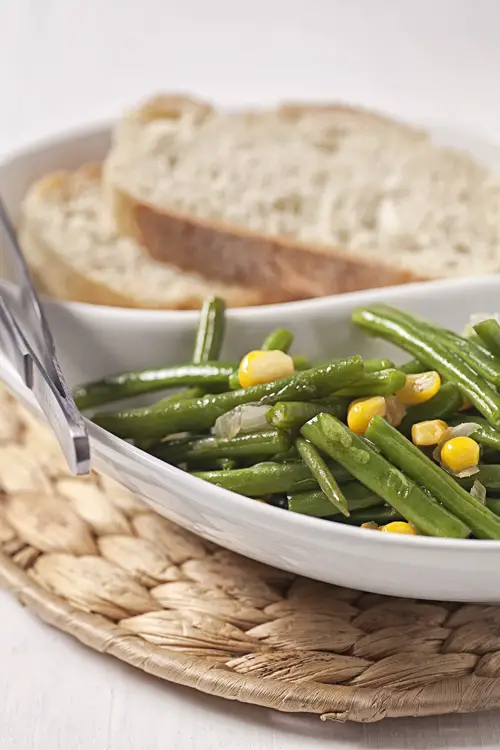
[462,311,500,338]
[385,396,407,427]
[161,432,190,442]
[432,443,441,462]
[470,479,487,505]
[456,465,480,479]
[213,404,271,439]
[449,422,480,439]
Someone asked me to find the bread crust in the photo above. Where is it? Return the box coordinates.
[106,95,431,297]
[110,183,426,298]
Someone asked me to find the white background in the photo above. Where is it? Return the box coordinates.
[2,0,500,747]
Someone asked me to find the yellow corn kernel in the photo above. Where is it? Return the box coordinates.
[347,396,387,435]
[361,521,380,530]
[411,419,449,446]
[395,371,441,405]
[440,436,480,474]
[380,521,417,535]
[238,350,295,388]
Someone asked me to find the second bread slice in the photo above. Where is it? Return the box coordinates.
[21,164,275,309]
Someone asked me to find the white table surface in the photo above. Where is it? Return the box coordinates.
[3,1,500,747]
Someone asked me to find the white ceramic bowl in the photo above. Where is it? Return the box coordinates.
[3,123,500,602]
[3,275,500,602]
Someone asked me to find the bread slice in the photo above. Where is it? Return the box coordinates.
[103,94,500,298]
[20,164,276,309]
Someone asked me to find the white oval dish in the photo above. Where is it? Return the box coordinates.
[3,123,500,602]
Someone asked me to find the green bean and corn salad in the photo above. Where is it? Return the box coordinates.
[74,298,500,540]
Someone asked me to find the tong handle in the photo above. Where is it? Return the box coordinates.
[0,199,90,475]
[0,296,90,474]
[0,296,31,382]
[31,357,91,476]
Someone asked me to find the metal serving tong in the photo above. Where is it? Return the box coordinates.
[0,199,90,475]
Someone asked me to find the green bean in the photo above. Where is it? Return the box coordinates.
[163,298,226,406]
[93,356,364,441]
[475,447,500,464]
[192,459,351,497]
[339,507,404,526]
[288,482,382,517]
[399,383,463,435]
[266,399,348,431]
[292,355,311,371]
[182,455,241,472]
[381,307,500,390]
[383,305,500,378]
[400,359,427,374]
[396,310,500,383]
[487,498,500,517]
[192,297,226,364]
[473,319,500,359]
[334,368,406,397]
[301,414,470,538]
[363,358,395,373]
[287,490,338,517]
[151,387,206,409]
[313,358,393,374]
[365,415,500,540]
[271,446,299,462]
[74,362,236,411]
[261,328,294,352]
[352,305,500,427]
[479,465,500,492]
[458,465,500,492]
[440,330,500,385]
[153,429,291,464]
[296,438,349,516]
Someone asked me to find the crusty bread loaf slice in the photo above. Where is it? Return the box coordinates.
[20,164,276,309]
[104,94,500,298]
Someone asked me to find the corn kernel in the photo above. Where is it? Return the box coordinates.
[347,396,387,435]
[411,419,449,446]
[395,371,441,405]
[361,521,380,530]
[440,436,480,474]
[238,350,295,388]
[380,522,417,535]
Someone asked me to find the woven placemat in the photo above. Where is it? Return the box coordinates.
[1,390,500,723]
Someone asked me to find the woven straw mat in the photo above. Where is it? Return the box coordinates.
[2,388,500,723]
